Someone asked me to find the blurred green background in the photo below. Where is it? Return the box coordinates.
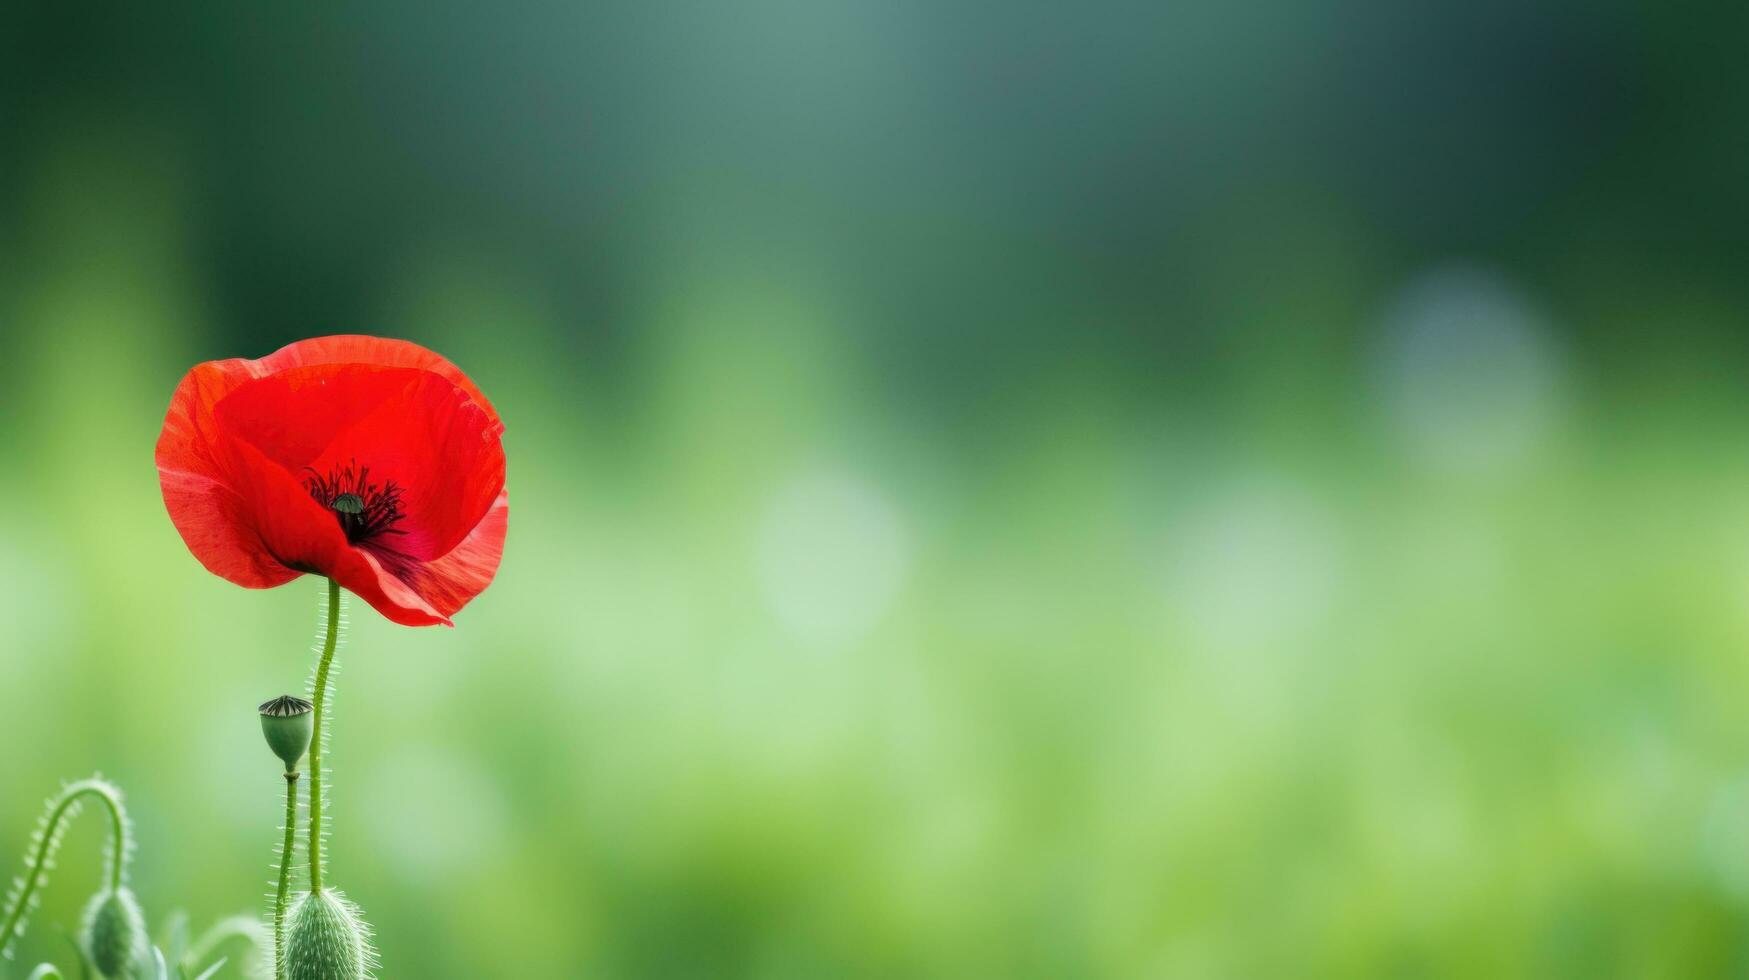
[3,2,1749,977]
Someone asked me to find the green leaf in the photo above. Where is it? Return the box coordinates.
[181,915,269,979]
[57,928,93,980]
[160,910,190,969]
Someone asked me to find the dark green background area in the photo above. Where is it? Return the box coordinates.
[2,2,1749,977]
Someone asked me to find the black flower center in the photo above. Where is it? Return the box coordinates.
[304,460,407,544]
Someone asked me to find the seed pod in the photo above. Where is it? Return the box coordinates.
[80,887,146,978]
[283,889,374,980]
[259,695,315,772]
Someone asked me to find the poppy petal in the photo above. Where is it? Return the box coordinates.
[301,373,504,562]
[206,432,355,575]
[158,360,301,587]
[157,334,507,626]
[375,489,508,620]
[214,364,504,562]
[212,431,454,626]
[254,335,502,428]
[328,546,452,627]
[212,364,436,472]
[158,466,302,588]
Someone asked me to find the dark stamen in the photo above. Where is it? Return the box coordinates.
[303,460,407,544]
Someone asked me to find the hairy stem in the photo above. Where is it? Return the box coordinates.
[0,779,129,960]
[274,772,300,979]
[307,578,341,893]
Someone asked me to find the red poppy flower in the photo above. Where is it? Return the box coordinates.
[156,335,507,627]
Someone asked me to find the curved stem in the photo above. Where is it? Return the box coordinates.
[100,793,124,893]
[0,779,129,959]
[307,578,341,893]
[273,772,299,979]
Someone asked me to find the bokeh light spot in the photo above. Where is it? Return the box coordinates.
[756,466,909,649]
[1377,264,1566,476]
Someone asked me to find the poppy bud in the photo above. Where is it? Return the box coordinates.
[283,889,374,980]
[259,695,314,772]
[80,887,146,978]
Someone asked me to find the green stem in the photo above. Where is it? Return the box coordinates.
[0,779,129,959]
[308,578,341,893]
[273,772,299,979]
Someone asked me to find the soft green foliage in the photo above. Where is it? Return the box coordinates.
[1,779,130,964]
[80,888,146,977]
[282,892,372,980]
[186,960,228,980]
[1,780,262,980]
[180,916,266,980]
[11,13,1749,971]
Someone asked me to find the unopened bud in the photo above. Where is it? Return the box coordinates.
[284,889,374,980]
[80,887,146,978]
